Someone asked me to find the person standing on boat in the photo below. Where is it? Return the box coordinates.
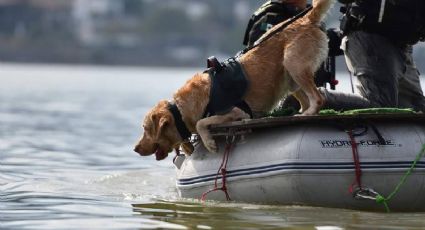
[319,0,425,112]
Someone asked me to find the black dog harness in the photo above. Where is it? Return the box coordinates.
[203,57,252,118]
[168,57,253,140]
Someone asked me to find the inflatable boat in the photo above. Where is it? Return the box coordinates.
[174,113,425,212]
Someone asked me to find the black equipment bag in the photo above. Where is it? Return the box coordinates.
[243,0,302,46]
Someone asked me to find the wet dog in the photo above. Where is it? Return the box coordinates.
[135,0,334,160]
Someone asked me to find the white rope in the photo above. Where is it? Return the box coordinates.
[378,0,387,23]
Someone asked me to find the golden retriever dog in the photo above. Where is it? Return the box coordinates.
[135,0,334,160]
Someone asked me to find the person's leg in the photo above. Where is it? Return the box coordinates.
[319,87,371,110]
[320,31,405,111]
[344,31,403,107]
[397,46,425,112]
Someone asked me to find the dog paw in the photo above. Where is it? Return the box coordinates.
[296,109,318,116]
[204,139,218,153]
[300,111,317,116]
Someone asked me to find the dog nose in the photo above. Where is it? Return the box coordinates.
[134,144,140,153]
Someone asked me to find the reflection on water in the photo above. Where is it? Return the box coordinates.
[1,63,425,229]
[132,201,425,229]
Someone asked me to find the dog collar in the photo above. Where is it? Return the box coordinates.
[168,102,192,140]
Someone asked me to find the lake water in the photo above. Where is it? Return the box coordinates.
[1,63,425,229]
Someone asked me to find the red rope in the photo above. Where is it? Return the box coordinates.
[347,130,362,193]
[201,143,233,201]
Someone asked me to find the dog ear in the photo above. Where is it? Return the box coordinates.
[159,117,169,129]
[181,142,194,155]
[156,116,169,139]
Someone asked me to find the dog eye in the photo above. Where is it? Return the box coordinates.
[143,125,152,133]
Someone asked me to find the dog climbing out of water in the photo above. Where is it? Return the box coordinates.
[134,0,334,160]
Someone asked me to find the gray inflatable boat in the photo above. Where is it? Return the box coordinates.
[175,113,425,212]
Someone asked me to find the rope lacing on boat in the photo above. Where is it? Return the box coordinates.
[201,134,236,202]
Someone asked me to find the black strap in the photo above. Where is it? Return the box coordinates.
[203,101,253,119]
[168,103,192,140]
[235,101,253,119]
[241,5,313,54]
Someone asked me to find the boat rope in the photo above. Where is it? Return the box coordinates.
[201,135,236,202]
[346,129,363,192]
[346,122,385,193]
[352,143,425,212]
[374,143,425,212]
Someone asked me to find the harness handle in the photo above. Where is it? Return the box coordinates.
[207,56,223,72]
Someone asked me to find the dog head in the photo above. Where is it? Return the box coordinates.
[134,100,184,161]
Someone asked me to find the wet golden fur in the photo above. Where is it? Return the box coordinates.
[135,0,334,159]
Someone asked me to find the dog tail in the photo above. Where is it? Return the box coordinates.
[306,0,334,24]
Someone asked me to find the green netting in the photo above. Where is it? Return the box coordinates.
[268,107,416,117]
[319,108,415,115]
[267,107,299,117]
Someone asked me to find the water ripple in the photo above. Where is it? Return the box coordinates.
[1,64,425,229]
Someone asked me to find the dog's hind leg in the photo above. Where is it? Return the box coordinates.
[292,89,309,113]
[283,62,324,115]
[283,39,326,115]
[289,70,324,115]
[196,107,250,153]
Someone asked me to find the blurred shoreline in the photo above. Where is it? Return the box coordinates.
[0,0,424,71]
[1,62,423,94]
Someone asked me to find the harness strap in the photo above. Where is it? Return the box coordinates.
[168,102,192,140]
[203,101,253,119]
[235,101,253,119]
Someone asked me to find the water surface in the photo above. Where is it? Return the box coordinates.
[1,63,425,229]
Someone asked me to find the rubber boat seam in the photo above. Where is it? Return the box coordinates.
[177,161,425,186]
[178,161,425,181]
